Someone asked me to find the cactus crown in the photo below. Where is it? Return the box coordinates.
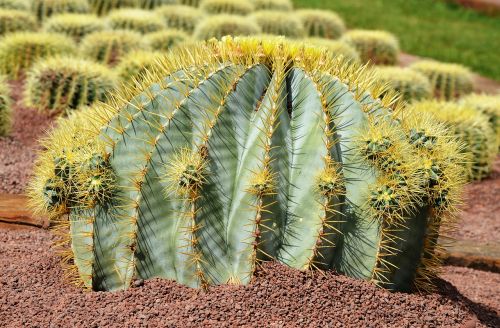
[31,0,90,22]
[251,10,305,38]
[305,38,360,63]
[410,60,474,100]
[342,30,400,66]
[43,13,106,42]
[30,37,465,293]
[0,74,12,136]
[296,9,345,40]
[108,8,167,34]
[146,29,190,52]
[155,4,204,33]
[374,66,431,103]
[0,9,37,36]
[193,14,261,40]
[254,0,292,11]
[200,0,254,16]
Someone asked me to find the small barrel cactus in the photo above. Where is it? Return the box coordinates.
[193,14,261,40]
[155,4,204,33]
[460,94,500,151]
[43,13,106,42]
[409,60,474,101]
[80,30,149,66]
[31,0,90,22]
[200,0,254,16]
[0,75,12,136]
[251,10,305,38]
[408,100,496,180]
[146,29,190,52]
[305,38,360,63]
[30,37,465,293]
[374,67,432,103]
[139,0,179,10]
[296,9,345,40]
[108,8,167,34]
[24,56,117,114]
[0,32,76,79]
[342,30,399,66]
[116,50,164,83]
[254,0,292,11]
[0,0,30,10]
[0,9,37,36]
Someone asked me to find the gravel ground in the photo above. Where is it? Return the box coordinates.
[1,226,499,327]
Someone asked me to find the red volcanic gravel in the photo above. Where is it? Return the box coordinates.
[1,226,499,328]
[0,81,55,194]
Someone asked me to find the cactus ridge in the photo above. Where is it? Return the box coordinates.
[29,37,465,292]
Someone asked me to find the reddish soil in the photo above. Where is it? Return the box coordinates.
[0,226,499,327]
[0,81,55,194]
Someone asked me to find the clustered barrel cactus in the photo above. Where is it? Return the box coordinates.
[374,67,432,103]
[30,37,465,293]
[0,9,37,36]
[43,13,106,42]
[0,75,12,136]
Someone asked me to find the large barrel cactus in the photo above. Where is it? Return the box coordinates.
[30,37,465,293]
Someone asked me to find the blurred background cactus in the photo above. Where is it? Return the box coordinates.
[180,0,200,6]
[0,75,12,136]
[193,15,261,40]
[296,9,345,40]
[146,29,190,52]
[24,56,117,114]
[199,0,254,16]
[251,10,305,38]
[0,9,37,36]
[342,30,400,66]
[254,0,292,11]
[139,0,179,10]
[0,0,30,10]
[88,0,137,16]
[32,0,90,22]
[43,13,106,42]
[461,94,500,151]
[155,4,204,33]
[374,67,432,103]
[116,50,163,83]
[108,8,167,34]
[410,60,474,101]
[80,30,149,66]
[0,32,76,79]
[304,38,360,63]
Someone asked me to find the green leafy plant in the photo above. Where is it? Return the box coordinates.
[0,0,30,10]
[200,0,253,16]
[155,4,204,33]
[341,30,400,66]
[29,37,465,294]
[0,32,76,79]
[193,14,260,40]
[460,94,500,151]
[24,56,117,114]
[296,9,345,40]
[88,0,137,16]
[146,29,190,52]
[305,38,360,63]
[0,9,37,36]
[374,66,431,103]
[80,30,149,66]
[139,0,179,10]
[31,0,90,22]
[254,0,292,11]
[44,13,106,42]
[108,8,167,34]
[250,10,305,38]
[116,50,164,83]
[0,75,12,136]
[409,60,474,101]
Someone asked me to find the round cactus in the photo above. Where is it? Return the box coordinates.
[24,56,117,114]
[0,75,12,136]
[251,10,305,38]
[296,9,345,40]
[408,100,496,181]
[44,13,106,42]
[180,0,201,6]
[200,0,254,16]
[0,9,37,36]
[254,0,292,11]
[305,38,360,63]
[460,94,500,151]
[108,8,167,34]
[193,14,260,40]
[146,29,190,52]
[0,0,30,10]
[0,32,76,79]
[155,4,204,33]
[29,37,465,294]
[88,0,137,16]
[31,0,90,22]
[374,66,431,103]
[409,60,474,101]
[116,50,164,83]
[80,30,149,66]
[342,30,400,66]
[139,0,179,10]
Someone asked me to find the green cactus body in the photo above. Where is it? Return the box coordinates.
[0,75,12,136]
[193,14,261,40]
[0,0,30,10]
[31,0,90,23]
[374,66,432,103]
[30,37,465,292]
[146,29,190,52]
[108,8,167,34]
[305,38,360,63]
[461,94,500,151]
[43,13,106,42]
[0,32,76,79]
[139,0,179,10]
[80,30,149,66]
[342,30,400,66]
[410,60,474,101]
[0,9,37,36]
[251,10,305,38]
[155,4,204,33]
[296,9,345,40]
[24,56,117,114]
[200,0,254,16]
[253,0,292,11]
